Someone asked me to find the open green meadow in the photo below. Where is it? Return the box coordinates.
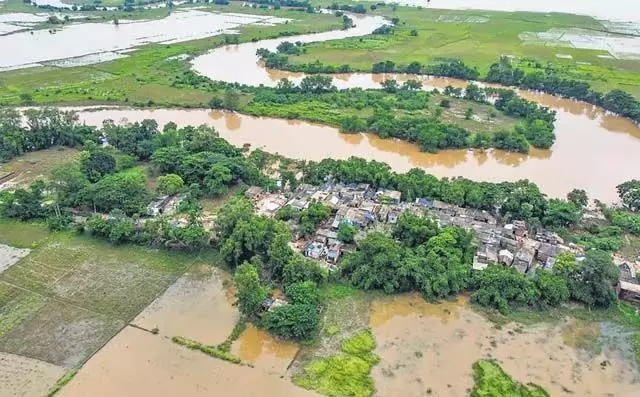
[0,220,213,368]
[296,5,640,98]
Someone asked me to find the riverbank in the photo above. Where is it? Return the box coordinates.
[298,3,640,99]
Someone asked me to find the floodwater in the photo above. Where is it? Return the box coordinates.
[383,0,640,23]
[0,10,288,69]
[58,326,317,397]
[232,323,299,375]
[132,264,238,345]
[74,107,640,202]
[0,352,65,397]
[188,11,640,202]
[369,293,640,396]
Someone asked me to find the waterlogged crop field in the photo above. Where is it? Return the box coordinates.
[0,220,213,393]
[294,6,640,98]
[0,4,344,106]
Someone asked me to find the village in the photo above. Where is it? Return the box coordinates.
[239,182,640,304]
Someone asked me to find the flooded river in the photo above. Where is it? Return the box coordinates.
[188,12,640,202]
[76,106,640,202]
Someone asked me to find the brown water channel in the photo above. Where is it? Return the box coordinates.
[76,106,639,202]
[187,12,640,202]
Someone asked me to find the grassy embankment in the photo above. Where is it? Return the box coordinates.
[298,4,640,99]
[0,4,343,106]
[244,89,519,135]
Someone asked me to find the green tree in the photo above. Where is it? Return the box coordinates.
[533,270,569,308]
[50,162,90,207]
[381,79,399,93]
[285,281,320,306]
[570,250,619,309]
[337,221,357,243]
[0,180,49,220]
[282,253,328,285]
[263,304,319,341]
[567,189,588,208]
[81,150,116,182]
[83,169,150,215]
[157,174,184,196]
[223,88,241,110]
[342,232,403,293]
[204,164,233,196]
[393,212,439,247]
[542,199,581,227]
[235,262,268,317]
[617,180,640,212]
[472,264,537,314]
[299,201,331,236]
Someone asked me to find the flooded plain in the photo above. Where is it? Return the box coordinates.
[75,106,640,202]
[369,294,640,396]
[58,326,316,397]
[0,352,65,397]
[132,264,238,345]
[0,9,288,70]
[232,323,299,375]
[383,0,640,23]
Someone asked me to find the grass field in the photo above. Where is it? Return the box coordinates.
[0,220,212,368]
[0,147,80,189]
[294,5,640,98]
[0,4,344,106]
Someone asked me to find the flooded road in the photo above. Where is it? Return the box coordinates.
[369,294,639,396]
[75,107,640,202]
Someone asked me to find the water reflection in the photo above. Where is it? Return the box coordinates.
[72,107,640,202]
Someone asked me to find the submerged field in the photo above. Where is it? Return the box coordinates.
[0,4,344,106]
[294,6,640,98]
[0,221,214,393]
[1,219,639,396]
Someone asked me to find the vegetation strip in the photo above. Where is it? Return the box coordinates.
[171,335,243,365]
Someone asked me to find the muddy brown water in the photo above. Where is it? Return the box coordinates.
[75,106,640,202]
[58,326,317,397]
[232,323,299,375]
[188,11,640,202]
[369,293,640,397]
[132,264,238,345]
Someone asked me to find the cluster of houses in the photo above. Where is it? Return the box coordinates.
[244,183,640,303]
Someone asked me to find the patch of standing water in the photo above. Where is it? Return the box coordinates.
[132,264,239,345]
[519,28,640,60]
[232,323,299,375]
[0,9,289,70]
[368,293,639,396]
[372,0,640,24]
